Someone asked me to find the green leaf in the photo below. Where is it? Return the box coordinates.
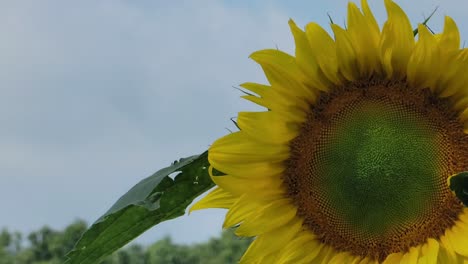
[449,171,468,207]
[65,151,214,264]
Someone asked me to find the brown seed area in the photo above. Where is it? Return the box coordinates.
[283,79,468,261]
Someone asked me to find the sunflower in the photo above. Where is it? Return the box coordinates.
[191,0,468,263]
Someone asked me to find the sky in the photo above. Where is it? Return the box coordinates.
[1,0,467,246]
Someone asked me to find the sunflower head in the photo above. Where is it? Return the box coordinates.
[193,0,468,263]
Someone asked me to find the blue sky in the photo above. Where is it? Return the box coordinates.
[1,0,467,245]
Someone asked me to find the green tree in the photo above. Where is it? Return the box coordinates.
[0,229,14,264]
[147,237,195,264]
[0,220,88,264]
[189,230,252,264]
[28,226,56,261]
[144,229,251,264]
[0,221,250,264]
[49,220,87,260]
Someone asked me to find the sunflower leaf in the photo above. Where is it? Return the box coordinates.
[449,172,468,206]
[65,151,213,264]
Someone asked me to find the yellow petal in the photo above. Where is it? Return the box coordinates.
[357,257,372,264]
[407,24,440,89]
[299,241,325,264]
[380,0,414,79]
[461,108,468,124]
[439,232,459,262]
[314,246,335,263]
[207,157,285,181]
[289,19,332,91]
[277,232,320,264]
[439,49,468,98]
[210,172,285,199]
[237,111,300,145]
[239,82,269,97]
[382,252,403,264]
[240,83,308,123]
[304,22,341,85]
[209,131,289,172]
[400,246,420,263]
[190,187,238,212]
[254,252,278,264]
[332,24,359,81]
[241,95,307,123]
[417,239,439,264]
[350,256,364,264]
[250,49,316,103]
[235,199,297,236]
[453,96,468,114]
[446,225,468,256]
[347,2,380,77]
[361,0,380,35]
[329,251,356,264]
[239,218,303,263]
[438,16,460,51]
[453,95,468,115]
[458,209,468,225]
[223,194,258,228]
[437,51,467,98]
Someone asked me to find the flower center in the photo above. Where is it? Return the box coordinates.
[284,80,467,261]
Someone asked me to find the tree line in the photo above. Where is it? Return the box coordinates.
[0,220,252,264]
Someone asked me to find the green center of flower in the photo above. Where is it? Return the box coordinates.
[320,101,439,236]
[285,82,465,260]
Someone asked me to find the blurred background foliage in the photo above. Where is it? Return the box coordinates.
[0,220,251,264]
